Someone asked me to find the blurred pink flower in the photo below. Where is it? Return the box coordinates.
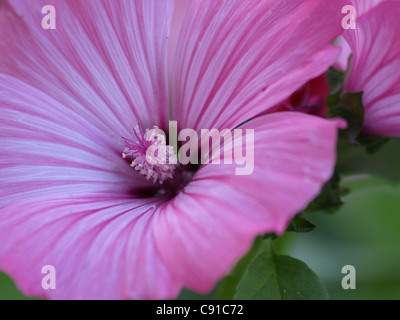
[343,1,400,137]
[0,0,346,299]
[334,0,400,72]
[268,75,330,118]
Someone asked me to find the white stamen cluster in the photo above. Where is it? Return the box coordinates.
[122,125,177,184]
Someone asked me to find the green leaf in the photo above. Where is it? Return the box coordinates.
[217,237,265,300]
[356,133,389,154]
[234,243,329,300]
[329,92,365,146]
[305,172,350,214]
[254,214,316,244]
[0,272,38,300]
[286,214,316,233]
[326,67,345,107]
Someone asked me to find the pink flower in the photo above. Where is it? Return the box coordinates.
[268,75,330,118]
[343,1,400,137]
[335,0,400,71]
[0,0,346,299]
[334,0,397,72]
[353,0,388,15]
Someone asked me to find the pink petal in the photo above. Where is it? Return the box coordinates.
[334,0,400,72]
[0,194,179,300]
[333,36,352,72]
[153,112,343,293]
[352,0,396,16]
[0,0,174,131]
[170,0,347,131]
[0,76,153,208]
[168,0,193,82]
[344,2,400,137]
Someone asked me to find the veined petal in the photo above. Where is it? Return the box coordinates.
[334,0,400,72]
[153,112,343,293]
[0,0,174,131]
[0,194,179,300]
[344,2,400,137]
[171,0,348,131]
[352,0,396,15]
[0,76,153,208]
[168,0,193,81]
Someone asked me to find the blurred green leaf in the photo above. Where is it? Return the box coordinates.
[217,237,265,300]
[305,172,350,214]
[338,138,400,184]
[282,175,400,300]
[357,133,389,154]
[0,272,37,300]
[286,214,316,233]
[177,288,217,300]
[329,92,365,146]
[326,67,345,107]
[234,242,329,300]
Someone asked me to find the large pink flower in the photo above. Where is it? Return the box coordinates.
[0,0,346,299]
[334,0,398,72]
[343,1,400,137]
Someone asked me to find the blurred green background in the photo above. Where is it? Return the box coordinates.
[1,140,399,300]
